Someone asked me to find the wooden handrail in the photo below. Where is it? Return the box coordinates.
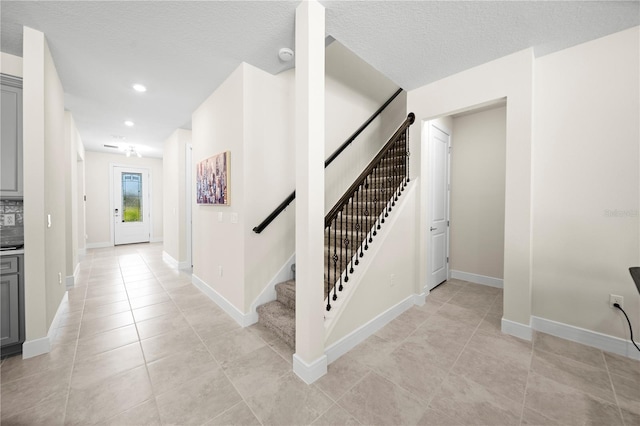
[252,88,404,234]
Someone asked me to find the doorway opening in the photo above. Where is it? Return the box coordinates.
[425,99,507,291]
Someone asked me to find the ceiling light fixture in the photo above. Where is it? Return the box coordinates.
[124,120,134,127]
[278,47,294,62]
[122,145,142,158]
[132,84,147,92]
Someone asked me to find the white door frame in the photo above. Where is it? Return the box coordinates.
[185,144,193,268]
[109,163,153,246]
[424,119,452,290]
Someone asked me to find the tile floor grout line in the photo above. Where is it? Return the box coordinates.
[424,296,499,410]
[517,328,536,426]
[602,347,627,425]
[61,255,90,425]
[165,271,267,426]
[128,248,169,424]
[113,250,162,425]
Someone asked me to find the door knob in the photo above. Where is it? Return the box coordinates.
[430,227,437,231]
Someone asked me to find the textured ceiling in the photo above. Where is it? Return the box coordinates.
[1,1,638,158]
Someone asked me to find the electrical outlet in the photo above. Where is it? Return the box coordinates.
[58,272,62,285]
[390,273,396,287]
[609,294,623,309]
[218,266,223,277]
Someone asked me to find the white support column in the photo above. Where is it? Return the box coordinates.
[293,0,327,384]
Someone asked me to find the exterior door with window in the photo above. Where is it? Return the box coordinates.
[113,166,150,245]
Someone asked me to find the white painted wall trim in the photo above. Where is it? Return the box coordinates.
[22,292,68,359]
[450,270,503,288]
[247,253,295,325]
[293,353,328,384]
[65,263,81,289]
[150,237,163,243]
[86,242,112,249]
[191,274,254,327]
[324,292,426,365]
[502,317,533,341]
[531,316,640,361]
[162,250,190,270]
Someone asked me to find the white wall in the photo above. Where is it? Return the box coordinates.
[409,49,534,331]
[192,64,246,311]
[532,27,639,340]
[163,128,191,265]
[22,27,67,342]
[77,137,86,255]
[243,64,296,312]
[84,151,163,247]
[64,112,85,282]
[325,182,419,346]
[450,105,506,280]
[324,41,406,210]
[1,52,23,77]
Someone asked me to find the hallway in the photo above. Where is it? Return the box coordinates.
[0,244,637,425]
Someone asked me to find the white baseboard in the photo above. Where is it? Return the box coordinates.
[450,270,503,288]
[247,253,296,325]
[293,353,328,384]
[324,292,425,365]
[502,317,533,341]
[162,251,190,270]
[531,316,640,361]
[86,242,112,249]
[22,336,51,359]
[150,237,163,243]
[23,292,68,359]
[191,274,254,327]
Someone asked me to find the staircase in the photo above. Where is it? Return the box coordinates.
[256,114,414,349]
[256,280,296,348]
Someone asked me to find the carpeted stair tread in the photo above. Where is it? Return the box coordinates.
[256,300,295,349]
[275,280,296,310]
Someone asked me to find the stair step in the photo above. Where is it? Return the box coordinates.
[256,300,295,349]
[275,280,296,310]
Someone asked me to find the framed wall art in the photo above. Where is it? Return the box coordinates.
[196,151,230,205]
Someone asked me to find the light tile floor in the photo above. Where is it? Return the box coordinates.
[1,243,639,425]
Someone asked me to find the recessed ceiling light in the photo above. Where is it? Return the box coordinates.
[132,84,147,93]
[124,120,134,127]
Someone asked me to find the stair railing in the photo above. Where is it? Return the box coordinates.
[252,88,404,234]
[324,112,415,311]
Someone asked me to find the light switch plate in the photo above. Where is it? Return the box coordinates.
[218,212,223,222]
[3,213,15,226]
[231,213,238,224]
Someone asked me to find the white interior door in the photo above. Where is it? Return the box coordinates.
[113,166,150,245]
[429,123,451,289]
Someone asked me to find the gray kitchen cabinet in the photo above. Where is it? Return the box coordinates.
[0,255,24,356]
[1,75,23,199]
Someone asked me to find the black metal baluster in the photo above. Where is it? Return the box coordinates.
[359,184,364,258]
[364,177,369,250]
[396,137,402,201]
[326,224,331,311]
[339,207,344,291]
[350,197,355,272]
[331,221,338,300]
[344,201,349,283]
[406,128,411,183]
[373,165,379,235]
